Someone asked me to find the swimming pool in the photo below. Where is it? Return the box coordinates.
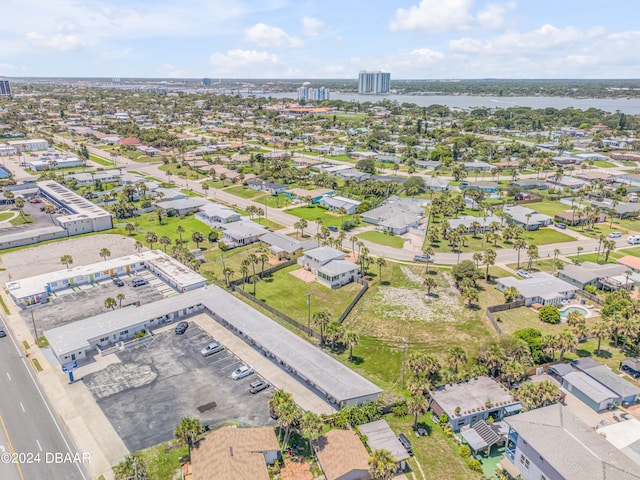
[0,167,10,179]
[560,306,588,318]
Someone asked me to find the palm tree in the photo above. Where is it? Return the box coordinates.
[247,253,259,276]
[514,238,527,269]
[14,196,25,220]
[268,389,293,420]
[300,411,323,453]
[222,267,234,287]
[250,274,261,295]
[313,309,331,345]
[125,223,136,236]
[375,257,386,284]
[368,449,397,480]
[60,254,73,269]
[117,293,125,308]
[44,204,56,223]
[259,253,269,276]
[99,248,111,261]
[277,401,301,449]
[191,231,204,249]
[159,235,171,253]
[592,321,610,356]
[174,417,204,455]
[344,329,359,362]
[325,321,345,351]
[526,244,539,271]
[145,231,158,249]
[407,394,428,428]
[557,330,578,361]
[423,277,437,296]
[503,286,520,303]
[104,297,117,310]
[483,248,496,281]
[134,241,143,253]
[176,225,185,243]
[472,252,483,269]
[113,453,148,480]
[447,346,467,373]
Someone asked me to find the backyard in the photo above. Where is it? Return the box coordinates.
[285,204,358,228]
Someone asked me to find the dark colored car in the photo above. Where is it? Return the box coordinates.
[112,277,125,287]
[249,380,270,394]
[175,322,189,335]
[415,427,428,437]
[398,433,413,455]
[0,327,6,338]
[328,226,339,232]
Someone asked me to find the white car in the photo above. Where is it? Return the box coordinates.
[608,231,622,238]
[231,365,254,380]
[200,342,224,357]
[517,269,531,278]
[628,235,640,245]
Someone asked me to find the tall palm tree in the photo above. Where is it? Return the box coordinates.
[116,293,125,308]
[301,411,323,453]
[104,297,117,310]
[375,257,386,284]
[268,390,292,420]
[176,225,185,243]
[99,248,111,261]
[423,277,437,296]
[556,330,578,361]
[191,231,204,249]
[313,309,331,345]
[483,248,496,281]
[591,321,610,356]
[159,235,171,253]
[60,254,73,269]
[368,449,397,480]
[513,238,527,269]
[526,244,539,271]
[344,329,359,362]
[277,401,301,449]
[447,346,467,373]
[407,394,427,428]
[145,231,158,249]
[174,417,204,455]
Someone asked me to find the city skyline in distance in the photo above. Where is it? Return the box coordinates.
[0,1,639,79]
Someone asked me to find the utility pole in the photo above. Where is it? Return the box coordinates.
[305,294,311,336]
[401,337,408,389]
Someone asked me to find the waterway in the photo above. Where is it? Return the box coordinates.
[248,92,640,114]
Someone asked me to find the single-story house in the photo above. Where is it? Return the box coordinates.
[447,214,502,234]
[590,199,640,219]
[297,246,359,288]
[195,203,241,227]
[314,430,370,480]
[557,262,639,291]
[463,161,492,171]
[358,420,410,472]
[429,376,521,432]
[510,179,547,191]
[496,272,576,306]
[154,187,188,201]
[259,232,316,260]
[246,178,288,194]
[414,160,442,170]
[572,358,640,405]
[561,371,618,412]
[286,188,333,204]
[361,197,425,235]
[554,210,607,226]
[423,177,449,191]
[318,195,361,215]
[221,220,268,248]
[617,255,640,273]
[156,198,208,216]
[503,205,552,231]
[190,426,280,480]
[376,154,403,164]
[461,181,499,193]
[546,176,585,190]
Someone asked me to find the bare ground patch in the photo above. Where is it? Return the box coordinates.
[289,267,316,283]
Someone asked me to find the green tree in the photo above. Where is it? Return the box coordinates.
[174,417,204,455]
[113,453,148,480]
[539,305,561,324]
[368,449,397,480]
[451,260,479,287]
[344,329,360,362]
[375,257,387,284]
[313,309,331,345]
[176,225,185,243]
[125,223,136,236]
[99,248,111,261]
[60,254,73,269]
[407,394,428,428]
[403,176,426,196]
[104,297,117,310]
[423,276,437,296]
[447,346,467,373]
[592,321,611,355]
[145,231,158,249]
[191,231,204,249]
[117,293,125,308]
[300,411,323,453]
[503,286,520,303]
[159,235,171,253]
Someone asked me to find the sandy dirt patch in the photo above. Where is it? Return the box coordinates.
[289,267,316,283]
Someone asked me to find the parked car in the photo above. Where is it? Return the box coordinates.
[231,365,254,380]
[555,222,567,229]
[517,269,531,278]
[175,322,189,335]
[0,327,6,338]
[30,199,42,204]
[249,379,270,394]
[398,433,413,455]
[132,278,148,287]
[608,231,622,238]
[112,277,125,287]
[328,226,338,232]
[628,235,640,245]
[413,254,434,263]
[200,342,224,357]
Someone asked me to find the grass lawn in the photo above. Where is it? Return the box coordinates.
[253,217,285,231]
[88,153,113,166]
[9,214,34,226]
[521,228,576,246]
[593,160,616,168]
[356,231,404,248]
[386,415,482,480]
[506,258,567,273]
[224,185,264,199]
[137,441,188,480]
[285,205,355,228]
[0,211,14,222]
[199,243,266,284]
[566,251,624,264]
[158,163,206,181]
[524,200,569,216]
[255,193,291,209]
[251,264,361,325]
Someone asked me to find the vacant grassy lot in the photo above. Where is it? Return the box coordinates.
[521,228,576,245]
[356,230,404,248]
[137,441,188,480]
[566,251,624,264]
[506,258,567,273]
[285,204,355,228]
[524,200,569,217]
[251,264,361,325]
[224,185,264,199]
[158,163,206,181]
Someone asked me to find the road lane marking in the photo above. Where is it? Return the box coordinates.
[6,372,10,381]
[19,403,25,413]
[0,415,25,480]
[36,440,42,452]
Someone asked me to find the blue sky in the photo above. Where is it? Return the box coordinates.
[1,0,639,79]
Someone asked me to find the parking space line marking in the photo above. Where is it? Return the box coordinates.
[36,440,42,452]
[6,372,11,381]
[0,415,25,480]
[19,403,25,413]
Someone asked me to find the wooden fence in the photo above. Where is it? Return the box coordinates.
[485,299,526,336]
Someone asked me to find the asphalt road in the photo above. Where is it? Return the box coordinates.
[0,316,87,480]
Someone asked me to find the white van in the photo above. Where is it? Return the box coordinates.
[628,235,640,245]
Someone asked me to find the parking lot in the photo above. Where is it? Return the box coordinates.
[83,324,275,452]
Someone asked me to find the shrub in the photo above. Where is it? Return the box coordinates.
[584,284,598,295]
[218,241,228,251]
[341,219,356,231]
[458,446,471,458]
[468,459,482,472]
[391,404,408,418]
[539,305,561,324]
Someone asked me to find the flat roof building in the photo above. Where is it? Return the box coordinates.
[358,420,409,471]
[496,272,576,306]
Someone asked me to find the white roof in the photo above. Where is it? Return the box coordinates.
[38,180,111,220]
[497,272,576,300]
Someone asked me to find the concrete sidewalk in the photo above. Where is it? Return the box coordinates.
[0,290,127,480]
[193,313,337,415]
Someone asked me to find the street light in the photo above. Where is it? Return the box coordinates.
[305,293,311,336]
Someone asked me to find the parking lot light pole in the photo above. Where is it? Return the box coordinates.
[305,294,311,336]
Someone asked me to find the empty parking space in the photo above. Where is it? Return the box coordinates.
[83,324,274,452]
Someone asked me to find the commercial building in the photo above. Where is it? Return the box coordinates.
[37,180,113,234]
[297,86,330,102]
[6,250,206,307]
[7,139,49,152]
[0,225,68,251]
[190,427,279,480]
[504,404,640,480]
[358,71,390,94]
[29,156,85,171]
[44,286,382,407]
[496,272,576,306]
[429,376,521,431]
[0,143,17,156]
[0,79,11,96]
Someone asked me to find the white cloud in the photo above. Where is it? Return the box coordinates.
[26,32,84,52]
[302,17,324,37]
[209,49,282,77]
[244,23,304,49]
[390,0,474,32]
[158,63,186,77]
[0,63,17,75]
[476,2,515,30]
[101,47,134,61]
